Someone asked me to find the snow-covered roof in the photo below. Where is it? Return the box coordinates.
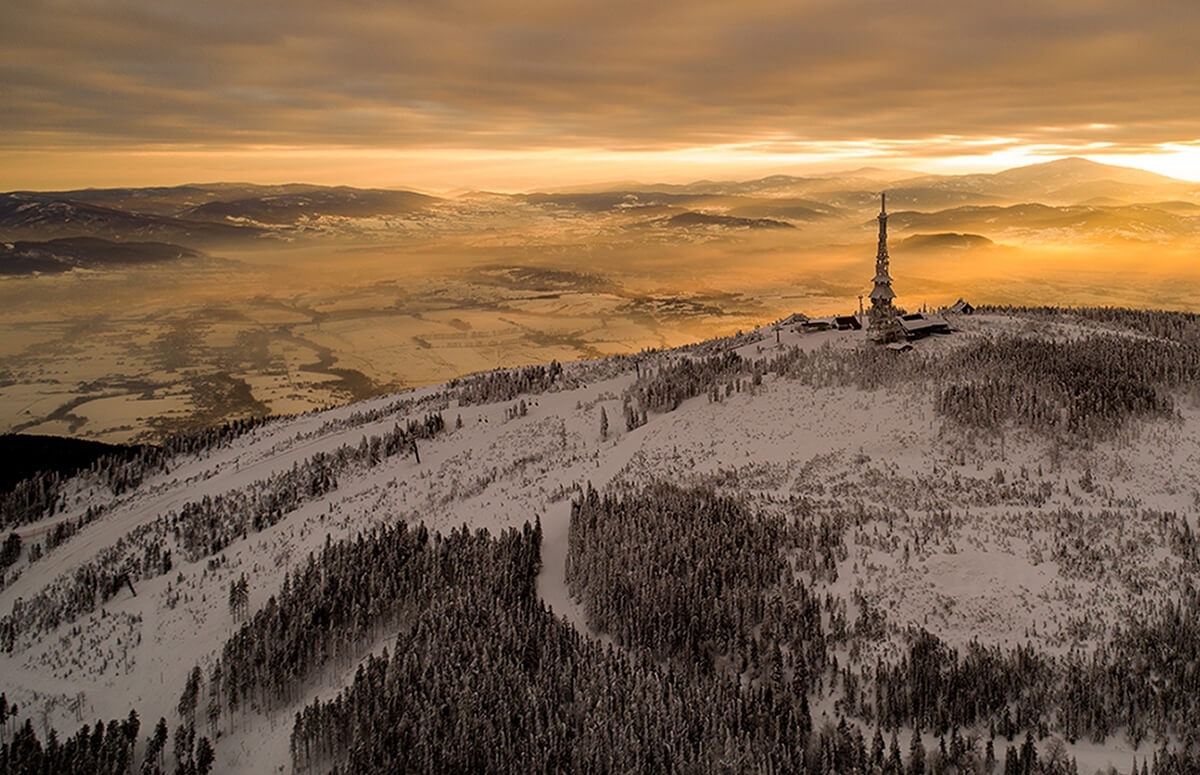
[898,313,950,335]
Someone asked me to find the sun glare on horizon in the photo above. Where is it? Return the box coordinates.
[4,140,1200,193]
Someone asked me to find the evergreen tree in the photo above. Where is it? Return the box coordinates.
[1004,745,1019,775]
[153,718,168,771]
[177,667,201,727]
[1020,731,1037,775]
[172,723,193,775]
[0,531,21,569]
[871,727,886,770]
[194,736,214,775]
[909,726,926,775]
[887,730,904,775]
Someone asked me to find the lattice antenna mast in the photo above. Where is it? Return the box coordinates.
[868,192,901,342]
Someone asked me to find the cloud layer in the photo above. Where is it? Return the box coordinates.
[2,0,1198,181]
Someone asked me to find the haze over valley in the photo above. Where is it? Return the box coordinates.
[4,158,1199,443]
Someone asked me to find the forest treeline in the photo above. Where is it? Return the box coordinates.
[977,306,1200,346]
[0,708,149,775]
[173,413,443,561]
[7,308,1196,533]
[0,417,274,531]
[0,434,130,494]
[0,414,443,651]
[767,332,1198,443]
[567,482,826,684]
[621,351,745,429]
[212,517,531,718]
[933,334,1199,437]
[862,587,1200,752]
[611,308,1200,446]
[0,357,574,534]
[4,501,1200,773]
[0,362,564,533]
[288,516,815,774]
[565,481,1200,773]
[449,361,564,406]
[0,699,211,775]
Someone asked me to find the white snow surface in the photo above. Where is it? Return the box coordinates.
[1,311,1197,774]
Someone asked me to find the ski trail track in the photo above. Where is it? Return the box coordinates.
[536,419,651,635]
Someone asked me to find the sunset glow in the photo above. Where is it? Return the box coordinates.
[3,141,1199,194]
[3,1,1199,191]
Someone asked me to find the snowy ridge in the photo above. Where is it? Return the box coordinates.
[1,309,1199,774]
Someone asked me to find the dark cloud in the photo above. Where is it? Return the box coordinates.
[1,0,1197,161]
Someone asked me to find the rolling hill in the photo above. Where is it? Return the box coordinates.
[0,195,268,247]
[0,237,202,274]
[886,202,1200,242]
[181,187,438,225]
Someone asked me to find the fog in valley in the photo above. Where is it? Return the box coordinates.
[3,161,1199,443]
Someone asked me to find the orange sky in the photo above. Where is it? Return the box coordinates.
[3,0,1199,192]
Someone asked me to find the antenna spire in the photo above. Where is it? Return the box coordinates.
[868,190,900,342]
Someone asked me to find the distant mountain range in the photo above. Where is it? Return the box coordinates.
[2,158,1197,270]
[566,158,1198,207]
[887,202,1200,242]
[501,158,1200,244]
[182,187,437,225]
[0,237,201,274]
[0,194,268,247]
[0,184,440,248]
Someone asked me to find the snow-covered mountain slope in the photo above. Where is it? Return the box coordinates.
[2,308,1199,774]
